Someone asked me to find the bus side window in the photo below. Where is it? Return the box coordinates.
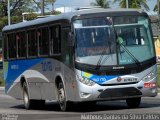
[28,29,38,57]
[3,34,8,60]
[50,25,61,55]
[8,33,17,59]
[38,27,49,56]
[17,32,27,58]
[62,28,73,67]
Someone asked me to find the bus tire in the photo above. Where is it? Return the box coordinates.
[57,82,72,111]
[23,82,34,109]
[126,97,141,108]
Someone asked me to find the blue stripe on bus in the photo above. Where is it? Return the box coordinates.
[82,71,117,84]
[5,58,44,92]
[90,75,117,84]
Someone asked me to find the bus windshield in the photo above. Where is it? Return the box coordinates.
[73,16,155,66]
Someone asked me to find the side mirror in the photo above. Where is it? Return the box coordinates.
[68,32,74,47]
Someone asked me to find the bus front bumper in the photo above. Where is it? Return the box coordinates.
[73,77,158,102]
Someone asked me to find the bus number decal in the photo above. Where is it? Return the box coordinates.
[41,62,52,71]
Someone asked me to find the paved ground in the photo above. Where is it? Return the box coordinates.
[0,88,160,120]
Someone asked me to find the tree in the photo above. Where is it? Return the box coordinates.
[91,0,110,8]
[154,5,158,11]
[154,0,160,12]
[113,0,149,11]
[0,0,36,17]
[31,0,56,14]
[0,0,58,31]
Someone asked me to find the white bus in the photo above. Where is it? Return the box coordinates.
[2,8,157,111]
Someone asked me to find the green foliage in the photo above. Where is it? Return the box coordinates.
[0,0,59,32]
[51,10,61,15]
[154,4,158,11]
[30,0,56,12]
[91,0,110,8]
[11,16,22,24]
[0,16,22,31]
[0,70,4,86]
[154,0,160,12]
[113,0,149,11]
[24,13,38,21]
[0,16,8,31]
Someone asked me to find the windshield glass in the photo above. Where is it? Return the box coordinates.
[74,17,117,65]
[114,16,154,65]
[73,16,155,66]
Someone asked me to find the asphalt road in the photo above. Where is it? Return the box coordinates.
[0,88,160,120]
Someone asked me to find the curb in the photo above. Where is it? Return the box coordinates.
[0,86,4,90]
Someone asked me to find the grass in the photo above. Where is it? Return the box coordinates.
[157,65,160,88]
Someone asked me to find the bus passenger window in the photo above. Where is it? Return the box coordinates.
[17,32,26,58]
[50,26,61,54]
[38,27,49,56]
[3,35,8,60]
[8,33,17,59]
[62,28,70,65]
[28,30,37,57]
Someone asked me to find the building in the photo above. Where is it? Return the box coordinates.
[150,15,160,63]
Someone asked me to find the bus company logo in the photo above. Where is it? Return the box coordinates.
[117,77,122,82]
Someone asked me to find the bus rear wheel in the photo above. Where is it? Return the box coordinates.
[57,82,72,111]
[23,82,34,109]
[126,97,141,108]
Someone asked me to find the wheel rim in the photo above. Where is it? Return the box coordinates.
[24,90,29,106]
[58,83,66,110]
[58,87,65,105]
[23,84,29,108]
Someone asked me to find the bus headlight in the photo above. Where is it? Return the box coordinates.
[77,75,96,86]
[142,71,156,82]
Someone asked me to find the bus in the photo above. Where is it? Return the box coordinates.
[2,8,157,111]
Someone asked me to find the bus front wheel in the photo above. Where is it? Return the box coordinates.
[126,97,141,108]
[57,82,72,111]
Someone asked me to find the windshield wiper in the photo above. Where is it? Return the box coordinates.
[112,24,141,67]
[96,43,112,72]
[117,38,141,67]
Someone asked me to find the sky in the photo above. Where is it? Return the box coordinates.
[54,0,157,14]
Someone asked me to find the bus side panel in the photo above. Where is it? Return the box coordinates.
[40,82,56,100]
[7,82,23,99]
[4,58,76,101]
[62,64,77,101]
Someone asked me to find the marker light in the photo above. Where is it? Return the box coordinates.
[142,71,156,82]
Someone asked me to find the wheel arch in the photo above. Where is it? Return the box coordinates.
[55,75,64,89]
[20,76,27,89]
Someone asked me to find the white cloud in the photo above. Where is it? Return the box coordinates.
[54,0,157,12]
[55,0,95,8]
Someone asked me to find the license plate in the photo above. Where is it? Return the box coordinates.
[144,83,156,88]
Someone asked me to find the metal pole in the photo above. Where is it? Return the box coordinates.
[41,0,44,16]
[8,0,11,25]
[158,0,160,16]
[126,0,129,8]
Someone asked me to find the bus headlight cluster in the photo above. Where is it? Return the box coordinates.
[143,72,156,82]
[77,75,96,86]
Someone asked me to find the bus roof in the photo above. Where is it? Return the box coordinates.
[2,8,147,32]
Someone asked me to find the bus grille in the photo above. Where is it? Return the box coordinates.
[100,82,139,86]
[98,87,142,99]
